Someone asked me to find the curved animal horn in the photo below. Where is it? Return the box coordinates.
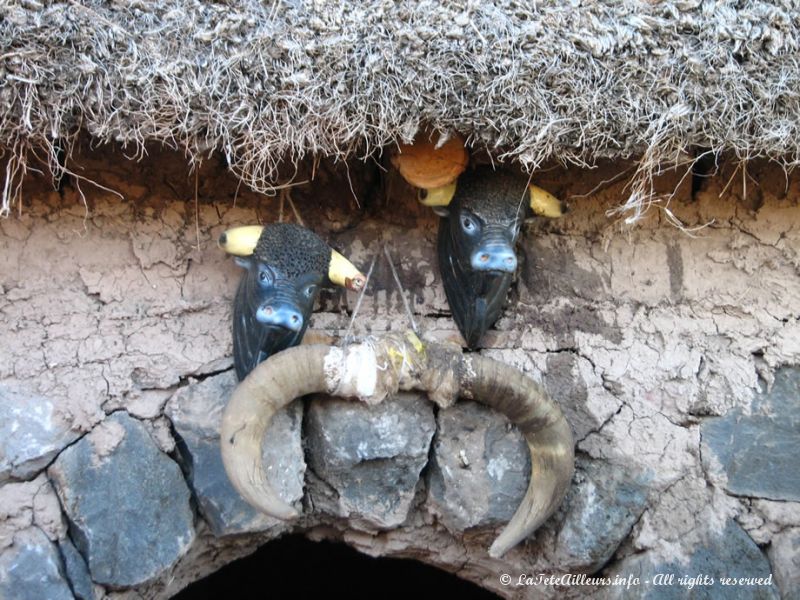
[220,333,574,557]
[459,354,574,557]
[220,344,331,519]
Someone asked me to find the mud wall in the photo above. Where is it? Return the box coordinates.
[0,146,798,599]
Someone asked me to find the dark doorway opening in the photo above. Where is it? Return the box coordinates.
[174,535,500,599]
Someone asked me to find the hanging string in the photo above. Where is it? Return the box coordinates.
[383,244,418,334]
[343,249,378,345]
[341,242,419,346]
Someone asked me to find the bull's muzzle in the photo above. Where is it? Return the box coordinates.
[470,243,518,272]
[468,226,519,273]
[255,302,304,332]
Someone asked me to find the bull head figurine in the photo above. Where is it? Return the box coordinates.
[219,223,366,380]
[393,133,566,348]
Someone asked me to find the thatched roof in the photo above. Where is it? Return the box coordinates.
[2,1,799,216]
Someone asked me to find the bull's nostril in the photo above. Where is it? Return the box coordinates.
[263,307,273,316]
[480,253,489,262]
[505,257,514,264]
[291,316,299,324]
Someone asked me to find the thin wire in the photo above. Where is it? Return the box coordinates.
[344,249,378,344]
[515,168,534,223]
[384,244,418,334]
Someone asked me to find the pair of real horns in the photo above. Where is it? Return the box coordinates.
[219,332,574,558]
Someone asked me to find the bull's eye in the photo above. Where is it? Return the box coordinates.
[257,267,274,286]
[304,284,316,298]
[461,215,477,233]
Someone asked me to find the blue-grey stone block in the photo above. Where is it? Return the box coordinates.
[702,367,800,501]
[59,537,95,600]
[306,392,435,529]
[0,385,78,483]
[48,412,195,587]
[165,371,304,536]
[427,401,530,531]
[768,528,800,599]
[0,528,74,600]
[556,461,650,571]
[608,520,779,599]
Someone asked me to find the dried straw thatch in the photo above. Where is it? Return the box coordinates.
[2,1,799,218]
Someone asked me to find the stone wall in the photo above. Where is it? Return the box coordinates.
[0,147,798,599]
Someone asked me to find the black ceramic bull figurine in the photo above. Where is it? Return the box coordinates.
[218,223,365,380]
[432,167,565,348]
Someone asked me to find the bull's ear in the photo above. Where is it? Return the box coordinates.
[528,184,567,219]
[234,256,253,270]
